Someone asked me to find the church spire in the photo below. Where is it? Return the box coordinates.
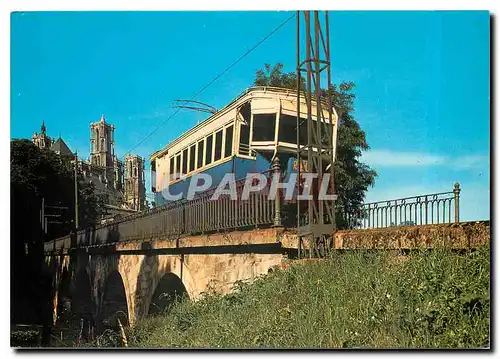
[100,114,105,123]
[41,121,46,134]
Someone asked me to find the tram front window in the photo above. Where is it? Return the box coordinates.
[278,114,297,143]
[277,114,333,147]
[252,113,276,141]
[276,113,308,146]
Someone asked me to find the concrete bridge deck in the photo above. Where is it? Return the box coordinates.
[46,220,490,254]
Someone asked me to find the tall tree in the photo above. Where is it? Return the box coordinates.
[11,139,106,324]
[11,139,107,236]
[254,63,377,228]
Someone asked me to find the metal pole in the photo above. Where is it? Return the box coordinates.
[453,182,460,223]
[297,11,335,256]
[273,156,282,227]
[41,197,45,233]
[314,12,324,228]
[424,196,428,225]
[305,11,314,252]
[296,10,301,259]
[74,151,79,230]
[325,11,336,246]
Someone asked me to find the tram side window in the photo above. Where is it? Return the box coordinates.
[151,160,156,192]
[253,113,276,141]
[175,153,181,179]
[205,134,213,165]
[197,140,204,169]
[169,156,174,179]
[189,144,196,172]
[225,125,233,158]
[279,114,297,143]
[239,124,250,155]
[214,130,223,162]
[182,148,188,176]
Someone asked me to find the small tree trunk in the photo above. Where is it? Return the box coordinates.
[117,318,128,347]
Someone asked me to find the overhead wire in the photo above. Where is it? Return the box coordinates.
[124,12,296,156]
[77,13,296,203]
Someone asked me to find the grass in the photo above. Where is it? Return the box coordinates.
[11,328,41,347]
[116,245,490,348]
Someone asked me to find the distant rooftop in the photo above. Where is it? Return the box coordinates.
[51,137,73,156]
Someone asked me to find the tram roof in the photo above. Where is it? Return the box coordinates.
[149,86,335,161]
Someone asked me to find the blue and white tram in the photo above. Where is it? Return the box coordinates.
[150,86,339,206]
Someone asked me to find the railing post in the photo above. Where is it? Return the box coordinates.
[272,156,282,227]
[367,203,371,229]
[394,200,398,226]
[453,182,460,223]
[424,195,428,225]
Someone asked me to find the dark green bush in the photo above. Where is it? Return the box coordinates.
[11,329,40,347]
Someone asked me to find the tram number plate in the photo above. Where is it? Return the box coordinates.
[293,159,308,172]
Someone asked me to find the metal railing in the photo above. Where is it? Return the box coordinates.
[122,172,275,240]
[347,183,461,229]
[184,176,275,234]
[46,179,462,250]
[46,171,276,250]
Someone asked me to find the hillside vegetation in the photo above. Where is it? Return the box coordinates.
[104,245,490,349]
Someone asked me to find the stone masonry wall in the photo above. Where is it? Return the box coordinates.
[333,221,490,249]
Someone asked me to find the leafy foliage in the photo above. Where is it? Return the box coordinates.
[254,63,377,228]
[254,63,297,88]
[11,139,106,325]
[11,139,106,236]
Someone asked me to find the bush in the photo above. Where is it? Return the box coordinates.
[11,329,41,347]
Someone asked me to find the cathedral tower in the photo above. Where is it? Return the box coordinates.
[124,154,146,211]
[90,115,117,185]
[32,121,54,150]
[90,115,115,168]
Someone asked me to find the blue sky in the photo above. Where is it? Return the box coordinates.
[10,11,490,220]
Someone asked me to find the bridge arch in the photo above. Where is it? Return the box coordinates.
[132,254,197,320]
[98,270,129,331]
[148,272,189,316]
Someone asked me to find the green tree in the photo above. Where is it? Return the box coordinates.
[11,139,106,324]
[254,63,297,88]
[11,139,106,237]
[254,63,377,228]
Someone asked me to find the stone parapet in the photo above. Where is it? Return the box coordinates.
[332,221,490,250]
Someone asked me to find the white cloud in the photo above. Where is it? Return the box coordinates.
[454,155,489,169]
[361,150,446,167]
[361,149,488,169]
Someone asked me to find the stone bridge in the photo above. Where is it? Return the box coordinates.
[45,220,489,331]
